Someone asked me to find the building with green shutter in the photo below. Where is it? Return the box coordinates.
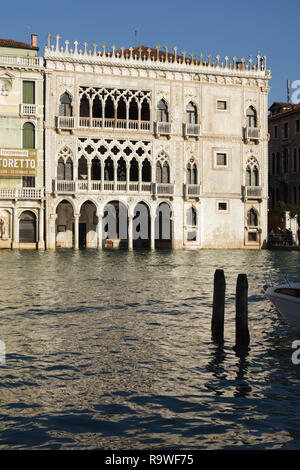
[0,35,45,249]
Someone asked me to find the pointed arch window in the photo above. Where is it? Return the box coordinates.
[142,159,151,182]
[247,208,258,227]
[104,157,114,181]
[246,159,259,186]
[187,162,198,184]
[186,207,197,226]
[186,102,197,124]
[246,106,257,127]
[80,94,90,117]
[59,92,72,117]
[157,99,168,122]
[130,158,139,181]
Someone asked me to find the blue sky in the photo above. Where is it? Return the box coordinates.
[1,0,299,105]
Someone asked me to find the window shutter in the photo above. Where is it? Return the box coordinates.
[23,123,35,149]
[23,81,35,104]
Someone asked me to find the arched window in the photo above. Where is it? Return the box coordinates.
[186,102,197,124]
[246,162,259,186]
[104,157,114,181]
[129,98,138,121]
[78,156,88,180]
[23,122,35,149]
[105,96,114,119]
[92,95,102,118]
[80,94,89,117]
[246,106,257,127]
[142,159,151,182]
[117,157,126,181]
[156,161,162,183]
[117,97,126,120]
[247,208,258,227]
[141,99,150,121]
[91,157,101,180]
[130,158,139,181]
[157,99,168,122]
[65,158,73,180]
[19,211,36,243]
[162,161,170,183]
[187,162,198,184]
[59,92,72,117]
[186,207,197,226]
[57,157,65,180]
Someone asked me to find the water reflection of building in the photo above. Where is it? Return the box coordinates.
[0,35,44,249]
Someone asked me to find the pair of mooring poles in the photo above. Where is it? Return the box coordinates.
[212,269,250,348]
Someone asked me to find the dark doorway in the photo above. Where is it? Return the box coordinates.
[79,223,87,248]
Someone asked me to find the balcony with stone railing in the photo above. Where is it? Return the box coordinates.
[56,116,75,131]
[242,185,263,200]
[154,122,172,138]
[183,183,201,200]
[20,104,38,116]
[183,123,201,139]
[0,187,44,199]
[78,117,152,131]
[53,179,153,195]
[244,126,260,143]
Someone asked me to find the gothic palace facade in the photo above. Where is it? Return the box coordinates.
[0,34,271,250]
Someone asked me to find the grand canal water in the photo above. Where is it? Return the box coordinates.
[0,248,300,449]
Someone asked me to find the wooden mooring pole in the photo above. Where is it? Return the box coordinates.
[235,273,250,348]
[211,269,225,342]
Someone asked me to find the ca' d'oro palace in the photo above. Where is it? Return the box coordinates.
[0,33,271,250]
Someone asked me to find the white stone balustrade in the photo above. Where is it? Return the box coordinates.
[0,188,44,199]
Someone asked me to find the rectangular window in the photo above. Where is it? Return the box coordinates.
[218,202,228,211]
[23,81,35,104]
[22,176,35,187]
[216,100,227,110]
[216,152,227,166]
[274,125,278,138]
[283,122,289,139]
[296,119,300,133]
[187,231,197,241]
[248,232,258,242]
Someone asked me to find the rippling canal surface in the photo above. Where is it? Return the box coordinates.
[1,249,300,449]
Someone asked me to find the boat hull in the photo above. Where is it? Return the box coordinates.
[265,283,300,328]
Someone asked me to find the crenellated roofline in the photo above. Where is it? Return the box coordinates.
[44,34,271,79]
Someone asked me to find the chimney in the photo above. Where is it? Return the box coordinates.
[31,33,37,48]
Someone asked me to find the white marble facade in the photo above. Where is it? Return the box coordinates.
[43,38,271,250]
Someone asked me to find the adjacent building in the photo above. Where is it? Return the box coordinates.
[43,36,271,250]
[0,35,44,249]
[268,101,300,210]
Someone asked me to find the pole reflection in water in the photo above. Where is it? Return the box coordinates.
[0,249,300,449]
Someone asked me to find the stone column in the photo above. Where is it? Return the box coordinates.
[114,163,117,192]
[150,210,156,250]
[47,213,57,249]
[97,213,103,249]
[74,213,80,250]
[128,214,133,250]
[138,164,142,193]
[87,162,92,191]
[38,203,45,250]
[12,206,19,249]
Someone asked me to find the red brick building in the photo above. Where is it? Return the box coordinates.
[268,101,300,210]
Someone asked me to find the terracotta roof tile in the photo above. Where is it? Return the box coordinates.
[0,38,38,51]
